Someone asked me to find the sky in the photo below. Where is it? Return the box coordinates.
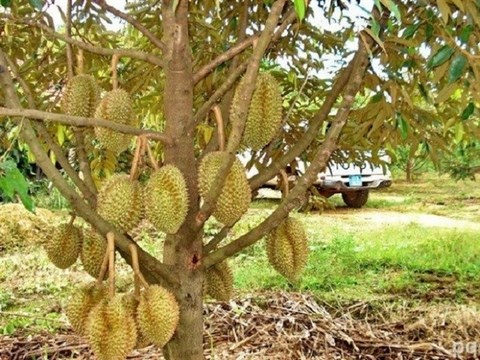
[46,0,376,79]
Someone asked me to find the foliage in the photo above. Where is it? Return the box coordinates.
[2,0,480,358]
[0,159,34,211]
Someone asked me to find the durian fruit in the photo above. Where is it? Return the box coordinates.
[81,228,107,279]
[137,285,179,348]
[94,89,135,154]
[205,261,233,301]
[198,151,251,226]
[86,295,137,360]
[65,282,107,335]
[44,223,82,269]
[144,165,189,234]
[62,74,100,117]
[266,217,309,282]
[121,293,151,349]
[242,72,283,151]
[97,174,142,232]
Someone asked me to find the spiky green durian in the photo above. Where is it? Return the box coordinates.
[86,295,137,360]
[94,89,135,154]
[44,223,82,269]
[65,282,107,335]
[81,228,107,279]
[137,285,179,348]
[266,217,309,282]
[121,293,151,349]
[205,261,233,302]
[62,74,100,117]
[198,151,251,226]
[144,165,189,234]
[242,72,283,151]
[97,174,142,232]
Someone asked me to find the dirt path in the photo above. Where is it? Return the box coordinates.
[322,209,480,231]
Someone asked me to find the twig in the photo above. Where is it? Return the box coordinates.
[130,136,145,181]
[211,105,225,151]
[65,0,74,80]
[145,139,160,171]
[279,169,289,198]
[203,226,231,254]
[107,232,116,298]
[129,243,150,289]
[0,107,172,145]
[91,0,165,52]
[96,240,110,285]
[4,15,164,67]
[76,49,84,74]
[111,54,120,90]
[193,35,258,85]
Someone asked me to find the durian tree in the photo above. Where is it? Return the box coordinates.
[1,0,480,358]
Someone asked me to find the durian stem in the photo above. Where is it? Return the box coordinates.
[130,136,145,181]
[211,105,225,151]
[68,213,76,226]
[111,54,120,90]
[129,243,150,289]
[279,169,289,198]
[96,247,110,286]
[65,0,74,80]
[76,49,84,75]
[107,232,116,298]
[145,140,160,171]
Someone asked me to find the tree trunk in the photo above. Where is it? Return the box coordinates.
[162,254,204,360]
[161,2,204,358]
[406,158,413,182]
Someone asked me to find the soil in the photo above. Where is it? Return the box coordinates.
[323,209,480,231]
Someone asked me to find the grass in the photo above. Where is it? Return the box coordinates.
[0,170,479,335]
[232,224,480,303]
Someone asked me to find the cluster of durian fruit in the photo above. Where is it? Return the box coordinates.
[45,70,310,356]
[44,224,179,359]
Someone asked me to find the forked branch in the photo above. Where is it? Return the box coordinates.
[0,107,172,144]
[203,33,373,268]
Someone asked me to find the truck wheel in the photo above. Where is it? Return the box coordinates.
[342,190,369,208]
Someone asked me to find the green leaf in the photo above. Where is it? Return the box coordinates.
[0,0,11,7]
[461,102,475,120]
[425,23,434,41]
[28,0,44,10]
[459,24,474,44]
[371,18,380,37]
[427,45,454,69]
[293,0,306,22]
[403,23,420,39]
[0,160,35,213]
[380,0,401,22]
[448,54,467,83]
[396,114,409,140]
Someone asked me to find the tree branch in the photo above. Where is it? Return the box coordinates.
[1,14,164,67]
[194,0,288,228]
[65,0,74,79]
[193,35,258,85]
[203,33,372,268]
[91,0,165,52]
[0,107,172,144]
[2,52,98,206]
[0,48,177,288]
[249,58,355,191]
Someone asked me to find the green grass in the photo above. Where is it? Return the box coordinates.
[232,223,480,305]
[1,170,479,335]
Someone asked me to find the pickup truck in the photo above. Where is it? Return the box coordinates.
[240,152,392,208]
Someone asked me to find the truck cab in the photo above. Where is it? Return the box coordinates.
[240,151,392,208]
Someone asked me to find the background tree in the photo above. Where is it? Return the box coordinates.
[1,0,479,359]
